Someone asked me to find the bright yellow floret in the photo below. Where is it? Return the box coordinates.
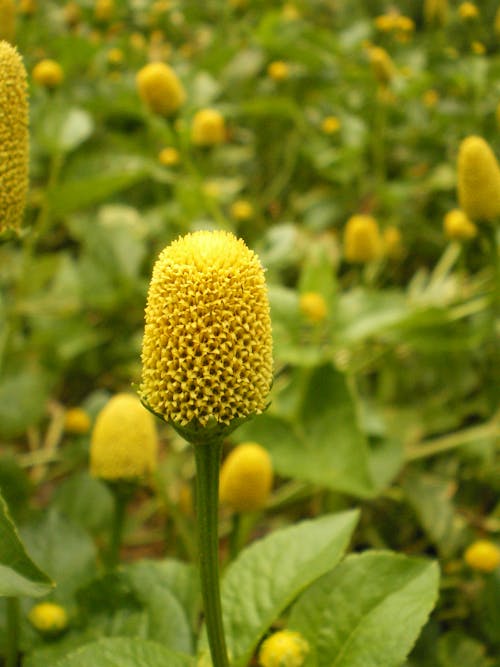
[32,59,64,87]
[28,602,68,636]
[457,136,500,222]
[191,108,226,147]
[259,630,310,667]
[0,41,29,234]
[90,393,158,481]
[299,292,327,323]
[464,540,500,573]
[344,215,382,263]
[64,407,91,435]
[219,442,273,512]
[443,209,477,241]
[140,231,273,434]
[136,62,185,116]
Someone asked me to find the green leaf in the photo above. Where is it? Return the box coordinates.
[202,510,359,667]
[38,107,94,154]
[437,632,493,667]
[0,368,50,438]
[0,492,53,598]
[52,472,114,534]
[53,637,194,667]
[289,551,440,667]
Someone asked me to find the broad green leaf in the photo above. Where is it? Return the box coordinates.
[0,368,50,438]
[53,637,194,667]
[437,632,492,667]
[0,492,53,598]
[202,510,359,667]
[52,472,114,534]
[38,107,94,154]
[289,551,440,667]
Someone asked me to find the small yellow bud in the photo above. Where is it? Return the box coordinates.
[64,407,91,435]
[457,136,500,221]
[259,630,310,667]
[374,14,397,32]
[464,540,500,573]
[443,209,477,241]
[136,62,185,116]
[0,0,15,43]
[230,199,254,222]
[191,108,226,147]
[219,442,273,513]
[90,393,158,481]
[299,292,327,323]
[94,0,114,22]
[343,215,383,263]
[267,60,289,81]
[0,41,29,234]
[458,2,478,20]
[32,59,64,88]
[368,46,394,86]
[158,146,180,166]
[471,41,485,55]
[424,0,449,25]
[107,48,124,66]
[422,89,439,108]
[383,226,405,259]
[321,115,341,135]
[28,602,68,636]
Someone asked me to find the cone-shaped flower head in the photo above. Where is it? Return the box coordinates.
[0,0,15,43]
[443,208,477,241]
[191,108,226,146]
[457,136,500,222]
[343,214,382,263]
[219,442,273,512]
[28,602,68,636]
[90,393,158,481]
[259,630,310,667]
[136,62,185,116]
[464,539,500,573]
[140,231,273,440]
[0,41,29,234]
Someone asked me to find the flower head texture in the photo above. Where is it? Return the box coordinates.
[90,393,158,481]
[191,108,226,146]
[0,41,29,234]
[219,442,273,512]
[464,540,500,573]
[136,62,185,116]
[28,602,68,636]
[140,231,273,437]
[0,0,15,43]
[344,214,382,263]
[457,136,500,222]
[259,630,310,667]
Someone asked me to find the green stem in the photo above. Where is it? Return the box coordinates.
[194,441,230,667]
[108,488,128,568]
[5,597,20,667]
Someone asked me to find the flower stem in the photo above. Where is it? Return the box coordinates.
[5,596,20,667]
[108,486,129,569]
[194,441,230,667]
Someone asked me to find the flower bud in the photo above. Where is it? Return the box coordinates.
[259,630,310,667]
[464,540,500,573]
[158,146,180,166]
[0,41,29,234]
[424,0,448,25]
[267,60,289,81]
[383,226,405,259]
[458,2,478,20]
[299,292,327,323]
[219,442,273,512]
[28,602,69,636]
[321,115,341,135]
[230,199,254,222]
[343,215,382,263]
[90,393,158,481]
[443,209,477,241]
[64,407,91,435]
[191,108,226,146]
[136,62,185,116]
[140,231,273,442]
[0,0,15,43]
[368,46,394,86]
[94,0,114,23]
[32,59,64,88]
[457,136,500,222]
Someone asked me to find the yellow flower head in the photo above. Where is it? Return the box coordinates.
[368,46,394,86]
[219,442,273,512]
[424,0,449,25]
[383,225,405,259]
[28,602,68,636]
[230,199,254,222]
[374,14,398,32]
[32,59,64,87]
[64,407,91,434]
[94,0,114,22]
[464,540,500,573]
[191,108,226,147]
[471,41,485,55]
[158,146,180,166]
[0,0,15,43]
[443,209,477,241]
[140,231,273,438]
[321,115,341,135]
[457,135,500,221]
[136,62,185,116]
[259,630,310,667]
[344,215,382,263]
[0,41,29,234]
[267,60,289,81]
[299,292,327,323]
[107,48,124,66]
[90,393,158,481]
[458,2,478,20]
[19,0,37,16]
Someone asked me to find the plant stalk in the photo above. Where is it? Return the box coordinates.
[5,596,20,667]
[108,487,129,568]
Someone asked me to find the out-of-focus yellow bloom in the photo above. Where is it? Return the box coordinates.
[19,0,37,16]
[28,602,68,636]
[344,215,383,263]
[443,209,477,240]
[374,14,398,32]
[422,89,439,108]
[395,16,414,33]
[383,226,405,259]
[495,7,500,36]
[219,442,273,512]
[230,199,254,221]
[267,60,289,81]
[32,59,64,87]
[158,146,180,166]
[64,407,91,434]
[94,0,114,22]
[368,46,394,86]
[458,2,479,19]
[424,0,449,25]
[107,48,124,65]
[202,180,221,200]
[0,41,29,234]
[464,540,500,572]
[259,630,310,667]
[140,231,273,434]
[299,292,327,323]
[178,482,194,516]
[136,62,185,116]
[471,41,485,55]
[63,1,82,27]
[90,393,158,481]
[130,31,146,51]
[282,3,300,20]
[457,135,500,221]
[0,0,15,42]
[321,115,341,134]
[191,108,226,146]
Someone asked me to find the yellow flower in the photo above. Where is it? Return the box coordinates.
[395,16,414,32]
[136,62,185,116]
[219,442,273,512]
[299,292,327,323]
[424,0,449,25]
[457,135,500,221]
[28,602,68,636]
[158,146,180,166]
[107,48,124,66]
[443,209,477,241]
[19,0,37,16]
[267,60,289,81]
[90,393,158,481]
[230,199,254,222]
[383,226,405,259]
[0,0,15,43]
[343,215,382,263]
[374,14,398,32]
[464,540,500,573]
[130,32,146,51]
[471,41,485,55]
[32,59,64,87]
[63,1,82,27]
[191,108,226,147]
[64,407,91,434]
[140,231,273,435]
[259,630,310,667]
[0,41,29,235]
[422,89,439,108]
[321,115,341,135]
[94,0,114,22]
[458,2,478,19]
[368,46,394,86]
